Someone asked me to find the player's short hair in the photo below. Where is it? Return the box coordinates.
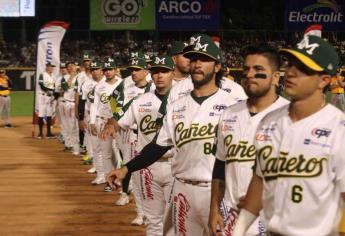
[242,44,280,71]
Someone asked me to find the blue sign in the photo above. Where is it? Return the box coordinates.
[285,0,345,30]
[156,0,220,30]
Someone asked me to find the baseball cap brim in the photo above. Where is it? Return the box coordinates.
[127,65,145,70]
[149,65,174,70]
[183,50,217,61]
[280,49,323,72]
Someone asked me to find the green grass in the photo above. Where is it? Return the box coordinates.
[10,91,34,116]
[6,90,339,118]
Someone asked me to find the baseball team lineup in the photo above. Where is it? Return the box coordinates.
[33,30,345,236]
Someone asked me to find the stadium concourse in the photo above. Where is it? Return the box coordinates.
[0,116,145,236]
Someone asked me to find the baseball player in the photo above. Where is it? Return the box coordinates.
[106,34,239,236]
[209,44,289,236]
[61,61,79,154]
[89,58,122,185]
[37,62,57,139]
[330,70,345,111]
[233,36,345,236]
[0,69,12,128]
[80,61,105,172]
[110,57,155,225]
[116,55,174,235]
[76,54,93,155]
[169,41,190,83]
[167,35,247,104]
[55,63,68,142]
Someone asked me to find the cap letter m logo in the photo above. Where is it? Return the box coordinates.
[297,37,319,55]
[105,62,111,67]
[132,59,139,65]
[194,43,208,52]
[155,57,165,64]
[91,62,97,67]
[190,36,201,45]
[131,52,138,58]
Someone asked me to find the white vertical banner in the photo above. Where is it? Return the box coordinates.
[33,21,69,124]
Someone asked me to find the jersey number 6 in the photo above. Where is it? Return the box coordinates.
[291,185,303,203]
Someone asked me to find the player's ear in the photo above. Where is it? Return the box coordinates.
[272,71,280,87]
[318,74,331,90]
[215,63,221,73]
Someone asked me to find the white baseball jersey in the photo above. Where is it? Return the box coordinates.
[254,104,345,235]
[215,97,289,209]
[118,91,171,156]
[38,72,55,93]
[81,77,105,112]
[90,77,122,124]
[156,89,238,181]
[61,74,77,101]
[55,75,64,93]
[76,71,92,94]
[167,77,247,104]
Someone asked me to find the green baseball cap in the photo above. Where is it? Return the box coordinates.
[150,56,175,70]
[170,41,188,55]
[103,57,116,69]
[144,54,152,62]
[129,51,145,61]
[183,34,221,62]
[127,58,148,70]
[90,61,102,69]
[280,35,339,75]
[82,53,92,61]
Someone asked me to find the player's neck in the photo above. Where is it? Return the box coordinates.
[193,81,218,97]
[289,92,326,122]
[135,79,148,88]
[106,76,118,84]
[247,89,278,114]
[156,86,170,96]
[173,70,188,81]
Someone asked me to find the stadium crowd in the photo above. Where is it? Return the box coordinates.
[1,33,345,68]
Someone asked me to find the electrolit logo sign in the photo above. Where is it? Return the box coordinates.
[285,0,344,30]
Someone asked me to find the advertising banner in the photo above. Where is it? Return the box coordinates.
[156,0,220,30]
[285,0,345,30]
[90,0,155,30]
[34,21,69,124]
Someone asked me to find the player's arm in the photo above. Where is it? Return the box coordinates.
[89,88,99,136]
[232,173,262,236]
[339,193,345,236]
[209,119,227,235]
[107,110,173,188]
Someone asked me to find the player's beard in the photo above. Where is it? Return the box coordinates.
[244,82,272,98]
[191,69,215,88]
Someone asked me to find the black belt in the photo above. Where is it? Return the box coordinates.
[41,92,52,97]
[267,232,283,236]
[176,177,210,187]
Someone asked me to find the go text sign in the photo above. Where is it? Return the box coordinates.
[156,0,220,30]
[285,0,345,30]
[90,0,155,30]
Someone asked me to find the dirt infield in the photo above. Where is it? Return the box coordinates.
[0,117,145,236]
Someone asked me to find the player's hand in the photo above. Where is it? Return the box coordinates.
[209,209,224,236]
[90,124,97,136]
[101,123,116,140]
[237,195,246,209]
[79,120,86,131]
[106,167,128,190]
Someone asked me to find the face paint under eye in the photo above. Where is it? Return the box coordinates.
[254,73,267,79]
